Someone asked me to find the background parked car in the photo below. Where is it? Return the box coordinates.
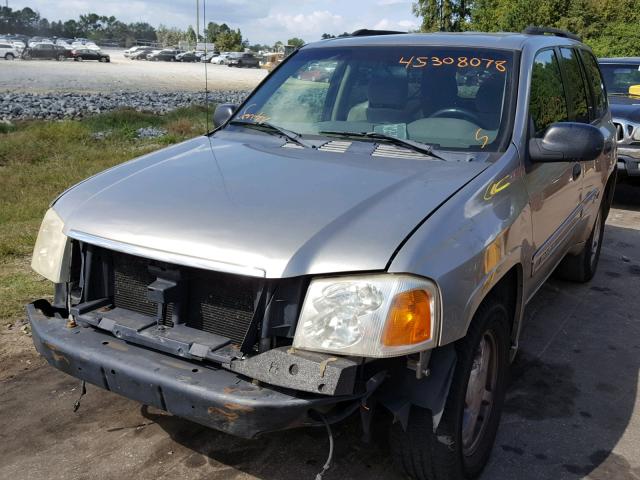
[175,50,201,62]
[598,57,640,184]
[124,46,145,58]
[227,52,259,68]
[71,48,110,62]
[0,41,19,60]
[22,44,71,61]
[210,53,230,64]
[130,47,156,60]
[200,51,218,62]
[147,49,181,62]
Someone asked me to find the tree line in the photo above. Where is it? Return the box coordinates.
[412,0,640,56]
[0,7,307,52]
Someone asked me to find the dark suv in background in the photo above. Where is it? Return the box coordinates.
[22,43,71,61]
[227,52,260,68]
[598,57,640,183]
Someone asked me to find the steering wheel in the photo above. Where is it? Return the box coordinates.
[430,107,481,125]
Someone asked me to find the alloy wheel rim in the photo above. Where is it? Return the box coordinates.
[462,330,498,457]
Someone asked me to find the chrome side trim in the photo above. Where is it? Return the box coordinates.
[531,187,600,275]
[531,201,582,275]
[66,230,267,278]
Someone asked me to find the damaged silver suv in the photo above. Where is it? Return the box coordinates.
[28,27,616,479]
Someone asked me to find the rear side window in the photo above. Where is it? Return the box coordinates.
[529,49,568,136]
[558,48,590,123]
[579,50,607,119]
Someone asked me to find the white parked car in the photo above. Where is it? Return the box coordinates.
[0,41,19,60]
[124,46,144,58]
[210,54,230,64]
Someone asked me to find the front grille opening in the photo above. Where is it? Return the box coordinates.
[614,122,624,142]
[110,251,259,345]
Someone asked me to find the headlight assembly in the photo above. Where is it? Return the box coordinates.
[293,274,440,357]
[31,208,72,283]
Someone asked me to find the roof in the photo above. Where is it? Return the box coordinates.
[598,57,640,64]
[304,32,583,51]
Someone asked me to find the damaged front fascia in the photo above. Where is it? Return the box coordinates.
[377,345,457,432]
[228,346,360,396]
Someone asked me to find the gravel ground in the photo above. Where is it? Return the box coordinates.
[0,48,264,120]
[0,90,249,120]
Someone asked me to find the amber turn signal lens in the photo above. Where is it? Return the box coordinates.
[382,289,431,346]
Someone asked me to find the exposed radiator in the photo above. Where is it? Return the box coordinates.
[111,251,259,344]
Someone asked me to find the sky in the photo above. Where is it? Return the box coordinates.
[9,0,420,45]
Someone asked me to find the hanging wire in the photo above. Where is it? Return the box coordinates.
[314,413,335,480]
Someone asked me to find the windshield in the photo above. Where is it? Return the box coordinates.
[230,46,516,151]
[599,63,640,95]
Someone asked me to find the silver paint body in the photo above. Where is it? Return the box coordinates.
[52,33,616,350]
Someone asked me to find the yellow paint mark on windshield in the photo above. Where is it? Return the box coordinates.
[475,129,490,149]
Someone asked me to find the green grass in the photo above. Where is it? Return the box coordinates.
[0,105,209,323]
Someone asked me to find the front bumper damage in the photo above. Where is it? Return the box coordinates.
[27,301,365,438]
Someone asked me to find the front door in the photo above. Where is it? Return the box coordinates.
[524,48,583,299]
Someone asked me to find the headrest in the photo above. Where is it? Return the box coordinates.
[368,74,408,109]
[421,68,458,112]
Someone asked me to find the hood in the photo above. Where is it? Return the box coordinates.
[54,133,489,278]
[609,95,640,123]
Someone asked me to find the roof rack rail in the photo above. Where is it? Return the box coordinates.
[523,26,582,42]
[350,29,406,37]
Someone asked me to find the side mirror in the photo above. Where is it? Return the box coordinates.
[529,122,604,163]
[629,85,640,96]
[212,103,237,128]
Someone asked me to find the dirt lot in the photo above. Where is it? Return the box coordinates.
[0,185,639,479]
[0,49,267,93]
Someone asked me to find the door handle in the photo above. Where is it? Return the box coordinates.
[572,163,581,180]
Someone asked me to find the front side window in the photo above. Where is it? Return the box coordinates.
[558,48,589,123]
[230,46,516,152]
[529,49,568,136]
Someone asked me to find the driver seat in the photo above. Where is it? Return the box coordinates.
[421,68,459,117]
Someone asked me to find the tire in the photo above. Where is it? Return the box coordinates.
[22,52,31,60]
[5,53,14,60]
[554,204,605,283]
[99,57,106,63]
[390,299,510,480]
[76,56,83,62]
[57,54,66,61]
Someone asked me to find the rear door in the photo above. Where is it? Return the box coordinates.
[525,48,583,295]
[576,48,616,223]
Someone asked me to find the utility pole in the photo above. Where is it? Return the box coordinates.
[196,0,200,42]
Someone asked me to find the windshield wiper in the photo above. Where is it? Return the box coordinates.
[319,130,445,160]
[229,120,309,148]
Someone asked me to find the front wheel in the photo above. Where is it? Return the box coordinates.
[57,54,66,61]
[390,299,510,480]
